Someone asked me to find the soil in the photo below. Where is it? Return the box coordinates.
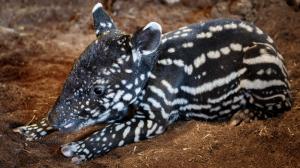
[0,0,299,168]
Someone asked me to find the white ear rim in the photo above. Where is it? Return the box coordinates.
[92,2,103,13]
[143,22,162,33]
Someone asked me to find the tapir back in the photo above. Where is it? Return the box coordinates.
[142,19,291,121]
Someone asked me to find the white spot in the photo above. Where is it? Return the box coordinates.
[224,23,237,29]
[257,69,264,75]
[209,25,223,32]
[121,80,127,85]
[182,42,194,48]
[220,47,231,55]
[135,87,141,95]
[118,140,124,146]
[149,72,156,79]
[115,124,125,131]
[100,22,106,27]
[239,22,253,32]
[207,50,221,59]
[182,28,192,32]
[181,33,188,37]
[140,74,145,80]
[193,54,206,68]
[184,65,193,75]
[123,93,133,101]
[259,48,268,54]
[123,127,131,138]
[266,68,272,75]
[197,32,213,39]
[40,131,47,136]
[83,148,90,154]
[126,83,133,90]
[125,69,132,73]
[112,102,125,111]
[230,43,242,51]
[106,92,115,98]
[173,59,185,67]
[134,78,139,85]
[168,48,176,53]
[158,58,173,65]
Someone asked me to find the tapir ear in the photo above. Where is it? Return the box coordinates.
[131,22,162,59]
[92,2,117,37]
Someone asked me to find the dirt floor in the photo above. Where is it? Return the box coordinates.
[0,0,299,167]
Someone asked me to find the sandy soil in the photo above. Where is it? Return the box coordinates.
[0,0,299,167]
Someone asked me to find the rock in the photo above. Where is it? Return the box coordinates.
[230,0,257,21]
[286,0,300,11]
[181,0,219,8]
[211,0,257,22]
[161,0,181,5]
[211,1,232,18]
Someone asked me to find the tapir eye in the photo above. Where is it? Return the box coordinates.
[93,86,104,96]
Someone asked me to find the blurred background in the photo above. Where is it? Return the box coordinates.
[0,0,299,167]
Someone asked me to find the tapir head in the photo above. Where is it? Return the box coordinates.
[48,2,162,132]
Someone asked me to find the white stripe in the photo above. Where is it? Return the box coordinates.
[161,80,178,94]
[123,126,130,138]
[243,53,286,76]
[92,3,103,13]
[187,113,217,119]
[140,103,152,115]
[134,121,144,142]
[240,79,286,90]
[179,104,211,111]
[148,85,188,106]
[181,68,247,95]
[146,123,157,137]
[147,97,169,119]
[253,94,286,101]
[207,85,241,104]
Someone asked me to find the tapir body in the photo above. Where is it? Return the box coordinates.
[14,2,291,164]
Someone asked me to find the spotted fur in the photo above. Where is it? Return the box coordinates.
[14,2,292,164]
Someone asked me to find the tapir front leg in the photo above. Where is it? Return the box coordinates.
[13,117,56,141]
[61,111,168,164]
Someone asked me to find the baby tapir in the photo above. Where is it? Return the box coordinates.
[14,2,292,164]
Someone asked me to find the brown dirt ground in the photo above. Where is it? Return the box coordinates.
[0,0,299,168]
